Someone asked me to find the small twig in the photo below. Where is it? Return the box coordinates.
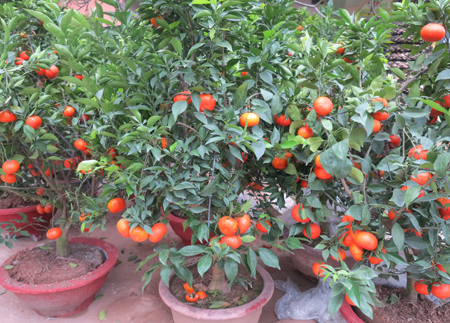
[175,122,198,134]
[394,67,429,99]
[341,178,354,200]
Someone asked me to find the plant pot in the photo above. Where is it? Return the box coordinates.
[0,204,53,241]
[159,264,274,323]
[290,243,357,279]
[0,237,118,317]
[339,297,365,323]
[167,212,213,246]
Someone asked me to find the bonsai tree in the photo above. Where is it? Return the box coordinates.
[0,0,152,255]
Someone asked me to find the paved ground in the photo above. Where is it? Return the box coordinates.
[0,204,317,323]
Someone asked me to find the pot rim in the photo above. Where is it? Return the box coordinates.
[0,237,118,294]
[339,297,365,323]
[0,204,40,216]
[166,212,186,223]
[159,264,274,320]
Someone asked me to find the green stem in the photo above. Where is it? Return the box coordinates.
[56,201,69,257]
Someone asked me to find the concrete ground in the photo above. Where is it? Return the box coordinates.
[0,205,317,323]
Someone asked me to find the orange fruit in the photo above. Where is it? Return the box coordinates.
[2,160,20,174]
[414,281,429,295]
[173,90,192,104]
[349,243,364,261]
[117,219,131,238]
[220,235,242,249]
[331,248,346,261]
[271,156,288,170]
[420,23,446,42]
[353,231,378,251]
[256,220,271,233]
[130,226,148,242]
[312,261,325,276]
[407,145,428,160]
[1,174,16,184]
[303,223,321,239]
[218,216,238,236]
[297,126,313,139]
[148,223,167,243]
[314,97,333,116]
[47,228,62,240]
[239,112,260,127]
[107,197,127,213]
[291,204,310,223]
[314,167,331,180]
[236,214,251,234]
[199,94,216,112]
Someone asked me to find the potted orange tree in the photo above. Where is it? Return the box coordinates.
[0,0,155,316]
[94,0,310,322]
[262,1,450,322]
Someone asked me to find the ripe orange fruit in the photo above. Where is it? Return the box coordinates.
[80,115,90,123]
[303,223,321,239]
[79,213,89,222]
[331,248,346,261]
[341,231,354,247]
[410,172,431,186]
[0,110,17,123]
[130,226,148,242]
[371,119,381,133]
[368,248,386,265]
[236,214,251,234]
[241,71,249,76]
[314,167,331,180]
[64,157,79,170]
[220,235,242,249]
[148,223,167,243]
[431,283,450,299]
[218,216,238,236]
[315,155,322,168]
[372,97,388,108]
[151,16,162,28]
[25,116,42,130]
[74,139,88,151]
[334,44,344,55]
[35,67,46,76]
[2,160,20,174]
[420,23,446,42]
[44,204,52,213]
[173,90,192,104]
[19,51,30,61]
[312,262,325,277]
[372,111,389,121]
[199,94,216,112]
[414,281,429,295]
[297,126,313,139]
[300,180,308,188]
[291,204,310,223]
[47,228,62,240]
[74,75,83,81]
[45,65,59,79]
[271,156,288,170]
[63,106,75,117]
[239,112,260,127]
[36,204,45,214]
[297,25,303,31]
[14,57,23,66]
[349,243,364,261]
[107,198,126,213]
[407,145,428,160]
[274,114,291,126]
[314,97,333,116]
[117,219,131,238]
[344,57,354,63]
[443,94,450,108]
[1,174,16,184]
[256,220,271,233]
[389,135,401,148]
[353,231,378,251]
[37,188,45,196]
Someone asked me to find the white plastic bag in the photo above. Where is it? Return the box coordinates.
[274,277,347,323]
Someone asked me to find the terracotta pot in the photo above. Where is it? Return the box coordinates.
[290,243,357,279]
[339,297,365,323]
[0,204,53,241]
[159,264,274,323]
[167,212,213,246]
[0,237,118,317]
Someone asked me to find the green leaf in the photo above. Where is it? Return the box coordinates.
[234,82,248,109]
[349,167,364,184]
[194,10,212,19]
[171,38,182,57]
[241,235,256,243]
[3,265,14,269]
[99,310,106,321]
[258,248,280,269]
[405,186,422,208]
[435,153,450,177]
[392,223,404,251]
[178,245,205,256]
[23,9,52,25]
[224,258,238,282]
[259,71,273,84]
[332,139,349,160]
[197,254,212,277]
[44,22,65,40]
[77,98,100,109]
[248,248,257,277]
[172,100,187,122]
[160,265,171,286]
[284,163,297,175]
[436,69,450,81]
[69,262,78,267]
[73,10,91,29]
[94,294,104,301]
[209,301,229,309]
[125,0,137,11]
[328,293,344,317]
[286,237,303,250]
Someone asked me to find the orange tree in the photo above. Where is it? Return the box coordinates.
[271,1,450,318]
[0,0,152,254]
[93,0,320,296]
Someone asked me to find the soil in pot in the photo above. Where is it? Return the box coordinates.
[172,209,188,219]
[4,242,104,284]
[357,285,450,323]
[170,265,263,309]
[0,194,36,209]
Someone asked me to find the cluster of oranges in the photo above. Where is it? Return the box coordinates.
[173,91,216,113]
[291,204,321,239]
[217,214,251,249]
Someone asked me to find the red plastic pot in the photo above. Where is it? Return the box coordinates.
[0,237,118,317]
[167,212,213,246]
[0,204,53,241]
[339,297,365,323]
[159,264,274,323]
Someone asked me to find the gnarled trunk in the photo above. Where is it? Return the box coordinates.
[208,263,230,293]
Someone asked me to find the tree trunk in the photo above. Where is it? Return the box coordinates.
[56,201,69,257]
[404,273,418,303]
[208,263,230,293]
